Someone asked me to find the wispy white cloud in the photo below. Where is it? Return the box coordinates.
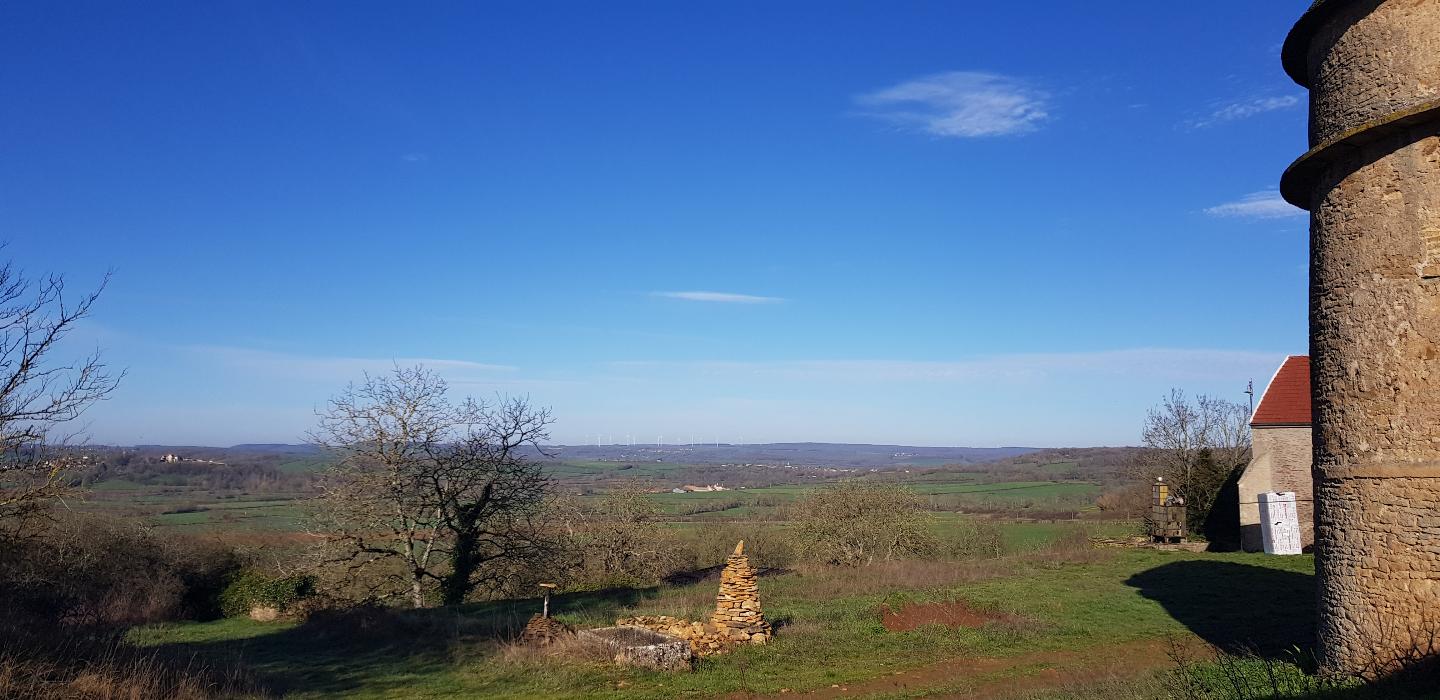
[854,71,1049,138]
[401,152,429,163]
[1185,95,1299,129]
[652,291,784,304]
[182,345,516,381]
[611,348,1280,384]
[1204,190,1305,219]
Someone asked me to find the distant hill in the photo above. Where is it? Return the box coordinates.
[536,442,1038,469]
[228,443,322,455]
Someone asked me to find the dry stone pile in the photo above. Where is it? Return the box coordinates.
[711,540,771,644]
[519,613,573,646]
[616,540,772,656]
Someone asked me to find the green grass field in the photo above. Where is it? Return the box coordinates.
[131,549,1321,699]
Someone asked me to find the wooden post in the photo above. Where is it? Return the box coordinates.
[539,582,556,618]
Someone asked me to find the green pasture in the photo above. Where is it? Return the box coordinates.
[131,549,1329,699]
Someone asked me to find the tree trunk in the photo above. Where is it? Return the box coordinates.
[441,509,480,606]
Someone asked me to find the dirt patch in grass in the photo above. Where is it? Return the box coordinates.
[879,600,1011,632]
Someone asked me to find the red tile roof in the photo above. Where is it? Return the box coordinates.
[1252,355,1311,426]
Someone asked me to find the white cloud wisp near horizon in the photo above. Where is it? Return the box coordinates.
[1204,190,1305,219]
[653,291,784,304]
[608,347,1280,385]
[1185,94,1300,129]
[182,345,517,381]
[855,71,1049,138]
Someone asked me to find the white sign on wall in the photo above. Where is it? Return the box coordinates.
[1258,491,1303,555]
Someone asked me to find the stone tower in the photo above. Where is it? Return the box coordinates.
[1279,0,1440,674]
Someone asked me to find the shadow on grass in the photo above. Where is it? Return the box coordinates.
[147,586,658,697]
[1125,559,1315,659]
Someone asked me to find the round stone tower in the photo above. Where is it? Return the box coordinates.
[1279,0,1440,675]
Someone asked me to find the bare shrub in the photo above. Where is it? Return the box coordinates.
[787,558,1009,599]
[937,517,1004,559]
[791,482,937,566]
[1095,481,1149,518]
[667,523,798,571]
[0,513,239,629]
[0,626,260,699]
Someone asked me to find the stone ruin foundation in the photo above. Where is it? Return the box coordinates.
[1279,0,1440,675]
[617,540,773,656]
[577,626,693,672]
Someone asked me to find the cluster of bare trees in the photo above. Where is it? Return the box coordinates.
[308,366,555,607]
[1135,389,1251,533]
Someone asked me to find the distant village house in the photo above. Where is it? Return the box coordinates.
[678,484,728,493]
[1237,355,1314,551]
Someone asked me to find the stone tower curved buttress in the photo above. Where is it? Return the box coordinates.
[1280,0,1440,675]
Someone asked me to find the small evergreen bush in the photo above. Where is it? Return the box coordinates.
[219,571,314,618]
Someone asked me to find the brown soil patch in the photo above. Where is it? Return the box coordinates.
[879,601,1008,632]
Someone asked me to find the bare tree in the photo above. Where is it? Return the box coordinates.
[0,260,121,541]
[309,366,553,607]
[1138,389,1251,531]
[433,396,553,605]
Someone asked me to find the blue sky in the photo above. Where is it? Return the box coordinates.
[2,2,1313,447]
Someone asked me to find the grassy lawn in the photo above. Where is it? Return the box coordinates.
[132,549,1319,699]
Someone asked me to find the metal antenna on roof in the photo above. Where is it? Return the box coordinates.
[1245,379,1255,416]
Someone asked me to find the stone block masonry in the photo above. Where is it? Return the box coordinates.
[1280,0,1440,675]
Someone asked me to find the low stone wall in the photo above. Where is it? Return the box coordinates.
[577,626,692,671]
[615,614,760,656]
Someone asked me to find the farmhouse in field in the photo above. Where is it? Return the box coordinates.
[1237,355,1314,552]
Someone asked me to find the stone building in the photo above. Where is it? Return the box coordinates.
[1237,355,1314,552]
[1279,0,1440,674]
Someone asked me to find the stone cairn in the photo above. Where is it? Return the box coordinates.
[711,540,771,643]
[616,540,771,656]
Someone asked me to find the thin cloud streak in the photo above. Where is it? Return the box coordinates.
[610,348,1281,384]
[182,345,516,380]
[855,71,1049,138]
[1205,190,1305,219]
[653,291,784,304]
[1185,94,1299,129]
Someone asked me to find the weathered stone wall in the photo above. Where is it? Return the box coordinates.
[1304,0,1440,146]
[1238,426,1315,551]
[1282,0,1440,674]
